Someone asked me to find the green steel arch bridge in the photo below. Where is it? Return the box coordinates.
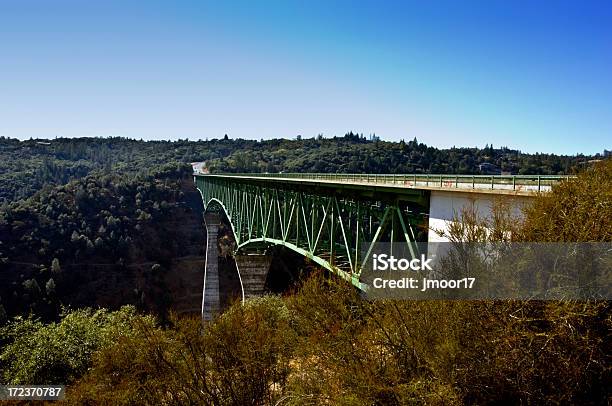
[194,173,569,319]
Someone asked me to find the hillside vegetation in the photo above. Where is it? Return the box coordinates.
[1,160,609,405]
[0,162,203,322]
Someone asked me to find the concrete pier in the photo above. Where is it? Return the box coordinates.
[235,253,273,299]
[202,213,221,322]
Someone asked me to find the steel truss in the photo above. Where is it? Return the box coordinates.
[195,175,429,289]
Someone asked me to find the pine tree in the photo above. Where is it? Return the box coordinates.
[51,258,61,274]
[0,303,6,325]
[46,278,56,296]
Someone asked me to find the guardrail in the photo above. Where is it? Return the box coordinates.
[197,173,573,192]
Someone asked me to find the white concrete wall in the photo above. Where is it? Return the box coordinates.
[428,190,532,243]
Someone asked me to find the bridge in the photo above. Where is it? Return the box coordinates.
[194,173,569,320]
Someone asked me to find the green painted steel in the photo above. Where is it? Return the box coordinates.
[195,174,430,289]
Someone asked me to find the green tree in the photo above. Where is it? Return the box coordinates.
[45,278,56,296]
[0,303,7,325]
[150,263,162,274]
[22,279,41,298]
[51,258,61,274]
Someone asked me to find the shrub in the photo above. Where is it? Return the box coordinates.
[67,296,297,405]
[0,306,151,385]
[521,159,611,242]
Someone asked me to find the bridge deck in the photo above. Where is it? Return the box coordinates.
[195,173,571,195]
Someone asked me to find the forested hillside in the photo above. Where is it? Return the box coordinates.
[0,135,595,203]
[0,161,205,323]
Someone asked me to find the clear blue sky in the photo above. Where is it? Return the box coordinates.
[1,0,610,154]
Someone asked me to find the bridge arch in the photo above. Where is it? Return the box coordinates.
[195,174,430,291]
[202,196,340,295]
[203,197,239,242]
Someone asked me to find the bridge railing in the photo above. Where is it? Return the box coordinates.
[201,173,573,192]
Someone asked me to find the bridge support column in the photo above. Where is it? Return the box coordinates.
[235,253,273,299]
[202,213,221,322]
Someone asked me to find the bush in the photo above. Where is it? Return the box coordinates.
[521,159,612,242]
[0,306,152,385]
[67,296,297,405]
[3,280,606,405]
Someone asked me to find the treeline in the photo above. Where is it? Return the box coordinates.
[208,136,588,175]
[0,135,596,203]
